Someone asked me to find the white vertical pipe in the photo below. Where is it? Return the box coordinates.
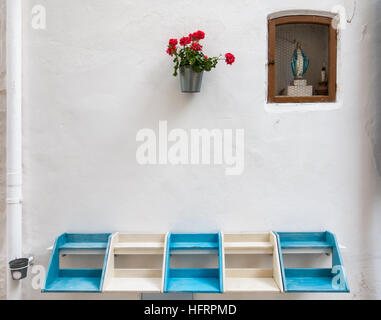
[6,0,22,300]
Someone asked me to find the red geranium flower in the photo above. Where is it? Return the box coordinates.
[166,30,235,78]
[189,30,205,41]
[180,36,191,46]
[225,53,235,65]
[166,47,175,56]
[167,39,178,56]
[195,30,205,40]
[169,38,178,48]
[190,42,203,51]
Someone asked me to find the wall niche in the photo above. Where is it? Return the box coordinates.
[268,14,338,103]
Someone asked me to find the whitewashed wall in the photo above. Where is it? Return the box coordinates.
[17,0,381,299]
[0,0,6,301]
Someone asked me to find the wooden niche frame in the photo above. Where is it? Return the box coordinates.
[268,15,337,103]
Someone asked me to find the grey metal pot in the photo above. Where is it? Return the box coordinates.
[9,258,29,280]
[179,66,204,93]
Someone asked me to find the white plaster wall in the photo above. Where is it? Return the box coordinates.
[20,0,381,299]
[0,0,7,301]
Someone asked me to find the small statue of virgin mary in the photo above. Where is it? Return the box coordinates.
[291,42,309,79]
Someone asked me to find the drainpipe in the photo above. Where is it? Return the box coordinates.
[6,0,22,300]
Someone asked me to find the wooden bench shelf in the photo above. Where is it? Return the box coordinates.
[42,233,112,293]
[43,231,348,294]
[163,233,223,294]
[104,269,163,292]
[224,269,281,292]
[112,234,166,255]
[222,233,283,293]
[275,232,350,293]
[102,233,167,293]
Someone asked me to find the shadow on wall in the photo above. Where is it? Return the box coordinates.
[364,1,381,175]
[360,0,381,300]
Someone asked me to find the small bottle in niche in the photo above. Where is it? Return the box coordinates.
[316,64,329,96]
[321,66,327,82]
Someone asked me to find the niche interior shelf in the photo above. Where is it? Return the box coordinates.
[275,231,350,293]
[102,233,167,293]
[163,233,223,293]
[222,233,283,293]
[42,233,112,293]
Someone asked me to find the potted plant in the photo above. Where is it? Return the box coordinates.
[166,30,235,93]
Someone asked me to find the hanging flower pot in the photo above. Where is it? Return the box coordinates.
[179,66,204,93]
[9,258,29,280]
[166,30,236,93]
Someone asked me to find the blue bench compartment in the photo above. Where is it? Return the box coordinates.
[169,233,220,250]
[163,233,223,293]
[166,269,221,293]
[43,233,112,293]
[275,232,349,293]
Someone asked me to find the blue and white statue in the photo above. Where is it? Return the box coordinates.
[291,42,309,79]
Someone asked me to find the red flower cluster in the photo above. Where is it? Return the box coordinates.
[167,30,206,55]
[190,42,203,52]
[166,29,236,77]
[166,38,178,56]
[166,47,174,56]
[180,36,191,46]
[225,53,235,65]
[169,38,178,47]
[189,30,205,41]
